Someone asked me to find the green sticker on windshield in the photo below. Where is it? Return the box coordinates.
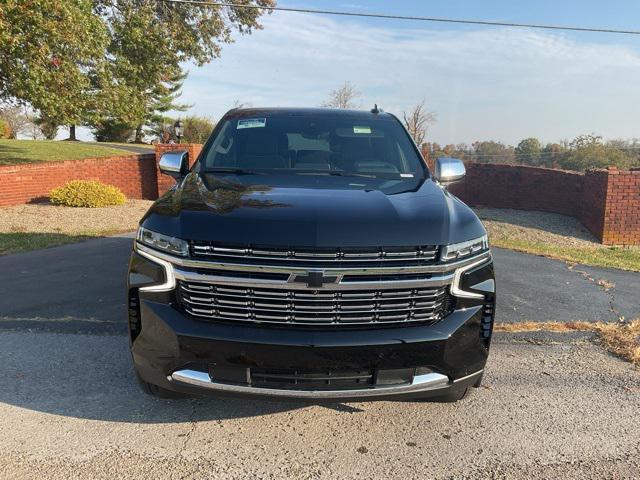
[237,118,266,129]
[353,126,372,134]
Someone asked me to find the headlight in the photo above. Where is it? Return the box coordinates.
[441,235,488,262]
[136,227,189,257]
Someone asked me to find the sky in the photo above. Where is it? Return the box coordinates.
[76,1,640,144]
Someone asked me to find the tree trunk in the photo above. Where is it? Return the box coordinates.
[135,124,143,143]
[68,124,77,141]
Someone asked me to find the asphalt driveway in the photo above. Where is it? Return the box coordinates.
[0,330,638,479]
[0,238,639,479]
[0,235,637,334]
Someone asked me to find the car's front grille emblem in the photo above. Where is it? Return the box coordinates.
[288,270,341,288]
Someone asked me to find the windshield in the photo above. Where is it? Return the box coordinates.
[201,114,425,180]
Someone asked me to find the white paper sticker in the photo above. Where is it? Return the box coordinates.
[353,126,372,134]
[237,118,267,129]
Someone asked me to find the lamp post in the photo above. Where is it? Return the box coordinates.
[174,120,184,144]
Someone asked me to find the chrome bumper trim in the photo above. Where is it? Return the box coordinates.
[135,243,491,277]
[169,369,486,399]
[173,268,455,290]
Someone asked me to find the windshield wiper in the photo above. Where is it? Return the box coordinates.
[206,167,265,175]
[327,171,377,179]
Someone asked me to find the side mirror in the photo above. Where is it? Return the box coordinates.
[434,157,465,185]
[159,151,189,180]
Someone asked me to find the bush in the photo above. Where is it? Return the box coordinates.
[0,118,11,139]
[182,116,216,144]
[50,180,126,208]
[93,120,134,143]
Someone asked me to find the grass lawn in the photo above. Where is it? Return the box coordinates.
[0,200,151,255]
[0,232,105,255]
[0,139,144,166]
[489,237,640,272]
[477,208,640,272]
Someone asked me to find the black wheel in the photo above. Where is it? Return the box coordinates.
[135,370,191,399]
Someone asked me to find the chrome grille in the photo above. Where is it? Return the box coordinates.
[178,281,452,327]
[190,243,439,268]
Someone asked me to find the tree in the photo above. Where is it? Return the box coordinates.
[0,118,10,139]
[541,143,567,168]
[322,81,360,109]
[402,100,437,147]
[0,1,274,141]
[0,105,31,139]
[423,142,474,163]
[94,0,274,141]
[35,115,59,140]
[93,119,134,143]
[182,116,216,144]
[473,141,515,164]
[232,99,253,109]
[0,1,110,139]
[515,138,542,165]
[560,134,634,171]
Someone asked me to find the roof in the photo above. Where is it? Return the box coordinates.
[223,107,393,120]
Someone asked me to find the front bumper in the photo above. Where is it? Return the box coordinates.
[170,367,484,400]
[128,247,496,401]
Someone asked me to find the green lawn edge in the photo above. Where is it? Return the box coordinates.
[0,139,146,166]
[0,231,130,255]
[491,237,640,272]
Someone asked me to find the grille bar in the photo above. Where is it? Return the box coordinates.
[178,281,452,327]
[191,244,439,267]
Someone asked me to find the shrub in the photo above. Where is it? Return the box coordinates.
[0,118,11,139]
[50,180,126,208]
[93,119,134,143]
[182,116,216,144]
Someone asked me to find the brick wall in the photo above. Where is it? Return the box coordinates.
[2,144,639,245]
[449,164,584,217]
[443,161,640,246]
[579,168,608,242]
[0,153,157,207]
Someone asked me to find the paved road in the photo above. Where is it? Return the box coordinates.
[0,330,638,479]
[1,240,639,478]
[0,237,637,334]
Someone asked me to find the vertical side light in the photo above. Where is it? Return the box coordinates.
[136,247,177,292]
[451,256,491,299]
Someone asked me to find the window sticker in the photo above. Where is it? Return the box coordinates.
[400,173,414,178]
[353,126,372,134]
[237,118,267,129]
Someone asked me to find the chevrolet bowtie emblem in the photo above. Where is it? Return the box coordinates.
[289,271,340,288]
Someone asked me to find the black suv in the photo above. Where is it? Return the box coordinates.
[128,107,495,402]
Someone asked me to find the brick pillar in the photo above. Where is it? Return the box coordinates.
[581,167,640,246]
[154,143,203,196]
[600,167,640,245]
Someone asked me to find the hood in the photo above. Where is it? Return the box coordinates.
[141,172,486,248]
